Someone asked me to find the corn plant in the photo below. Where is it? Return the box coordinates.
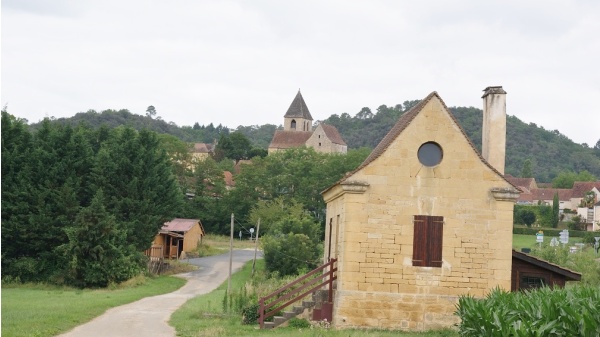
[455,286,600,337]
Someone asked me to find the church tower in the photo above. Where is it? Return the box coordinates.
[284,90,313,132]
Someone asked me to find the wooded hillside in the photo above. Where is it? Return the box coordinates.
[32,103,600,183]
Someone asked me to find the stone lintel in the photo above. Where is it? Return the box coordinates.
[323,181,369,203]
[340,181,369,193]
[490,187,520,202]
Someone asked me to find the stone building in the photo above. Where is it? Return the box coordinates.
[268,91,347,154]
[321,87,521,330]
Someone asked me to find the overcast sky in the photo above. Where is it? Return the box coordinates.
[2,0,599,146]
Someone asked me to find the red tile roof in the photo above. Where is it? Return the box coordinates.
[504,175,537,190]
[532,188,573,201]
[162,218,201,232]
[320,123,346,146]
[269,130,313,149]
[571,181,600,198]
[224,171,235,188]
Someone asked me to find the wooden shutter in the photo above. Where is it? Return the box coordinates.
[412,215,444,267]
[412,215,427,266]
[429,216,444,267]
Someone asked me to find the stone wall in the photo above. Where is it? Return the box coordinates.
[323,96,516,331]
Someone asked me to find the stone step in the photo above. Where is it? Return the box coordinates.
[263,322,275,329]
[273,316,286,326]
[302,300,315,308]
[293,306,304,314]
[283,311,296,319]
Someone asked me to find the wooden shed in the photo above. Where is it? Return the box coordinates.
[151,218,205,259]
[511,249,581,291]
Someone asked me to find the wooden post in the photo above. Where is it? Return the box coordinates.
[328,259,335,303]
[252,218,261,276]
[228,213,234,295]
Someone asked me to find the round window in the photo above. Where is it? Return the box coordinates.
[417,142,443,167]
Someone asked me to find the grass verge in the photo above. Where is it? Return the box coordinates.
[197,234,259,257]
[170,260,458,337]
[1,275,186,337]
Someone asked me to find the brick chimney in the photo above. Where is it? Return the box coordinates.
[481,86,507,175]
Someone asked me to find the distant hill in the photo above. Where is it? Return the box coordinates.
[322,104,600,182]
[31,104,600,183]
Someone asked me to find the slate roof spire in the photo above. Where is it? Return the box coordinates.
[284,89,313,120]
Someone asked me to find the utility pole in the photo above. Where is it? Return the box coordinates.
[252,219,261,276]
[228,213,234,294]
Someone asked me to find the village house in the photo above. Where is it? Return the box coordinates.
[506,175,600,229]
[257,86,582,331]
[268,90,347,154]
[321,87,520,330]
[191,142,215,162]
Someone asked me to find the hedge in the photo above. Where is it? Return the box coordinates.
[513,227,587,237]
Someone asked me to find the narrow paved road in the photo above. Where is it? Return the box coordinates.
[57,249,261,337]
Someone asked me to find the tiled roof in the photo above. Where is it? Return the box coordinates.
[321,124,346,145]
[571,181,600,198]
[224,171,235,188]
[284,90,313,120]
[518,191,534,202]
[327,91,519,190]
[505,175,537,190]
[193,143,214,153]
[269,130,312,149]
[162,218,201,232]
[531,188,573,201]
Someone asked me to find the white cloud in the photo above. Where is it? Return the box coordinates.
[2,0,599,145]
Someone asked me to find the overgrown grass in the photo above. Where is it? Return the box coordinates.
[196,234,259,257]
[170,259,457,337]
[1,275,186,337]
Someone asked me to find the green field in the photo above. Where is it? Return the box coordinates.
[512,233,583,250]
[1,276,186,337]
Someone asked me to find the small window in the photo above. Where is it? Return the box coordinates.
[418,142,443,167]
[291,120,297,129]
[521,276,546,289]
[319,142,322,146]
[412,215,443,267]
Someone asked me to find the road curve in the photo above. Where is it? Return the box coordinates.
[56,249,261,337]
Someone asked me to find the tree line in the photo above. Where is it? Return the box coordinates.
[2,111,182,286]
[35,101,600,184]
[3,109,370,284]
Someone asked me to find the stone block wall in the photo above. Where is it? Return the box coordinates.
[323,96,516,330]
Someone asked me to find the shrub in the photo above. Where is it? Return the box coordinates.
[241,303,260,325]
[288,318,311,328]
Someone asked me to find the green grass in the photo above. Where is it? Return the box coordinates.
[512,233,583,250]
[170,260,458,337]
[197,234,259,257]
[1,275,186,337]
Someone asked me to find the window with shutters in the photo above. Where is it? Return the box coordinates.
[412,215,443,267]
